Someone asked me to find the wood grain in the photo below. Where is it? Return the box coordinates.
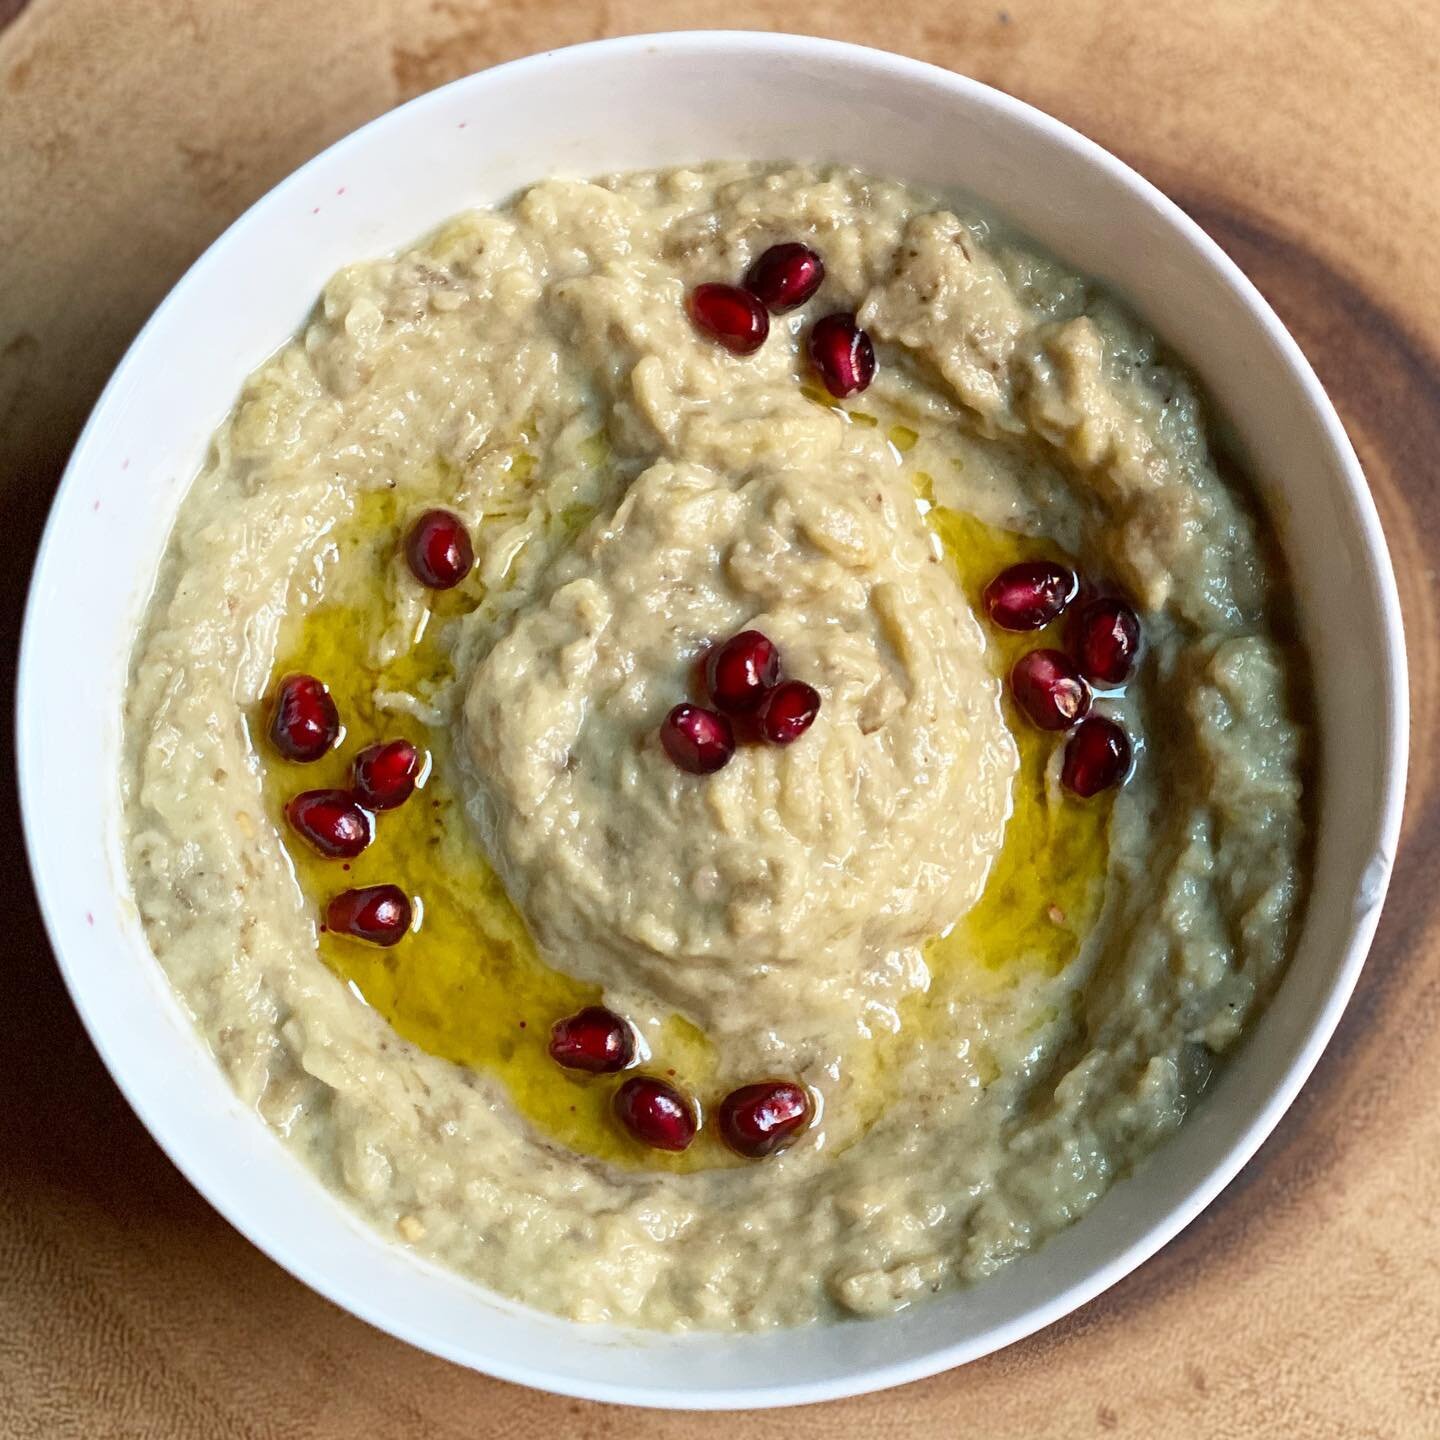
[1,2,1435,1435]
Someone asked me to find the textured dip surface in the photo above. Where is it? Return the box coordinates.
[123,163,1307,1330]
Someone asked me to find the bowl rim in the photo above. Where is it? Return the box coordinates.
[17,29,1409,1410]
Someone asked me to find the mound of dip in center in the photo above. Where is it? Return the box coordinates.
[461,449,1016,1067]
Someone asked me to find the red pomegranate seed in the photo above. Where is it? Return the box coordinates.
[718,1081,812,1158]
[704,629,781,715]
[548,1006,636,1074]
[983,561,1080,632]
[405,509,474,590]
[285,789,373,859]
[267,673,340,763]
[352,739,421,811]
[808,312,876,398]
[660,704,735,774]
[1070,597,1141,685]
[613,1076,698,1152]
[744,242,825,313]
[757,680,821,745]
[1061,715,1133,797]
[326,884,411,946]
[687,282,769,355]
[1010,650,1091,731]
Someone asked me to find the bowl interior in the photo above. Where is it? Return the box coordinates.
[18,32,1405,1409]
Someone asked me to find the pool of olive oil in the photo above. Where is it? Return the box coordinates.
[261,420,1111,1171]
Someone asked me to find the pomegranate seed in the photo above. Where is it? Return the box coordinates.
[661,704,735,774]
[267,673,340,762]
[983,561,1080,632]
[614,1076,698,1152]
[1061,715,1133,797]
[744,242,825,312]
[405,509,473,590]
[1070,597,1141,685]
[687,282,769,356]
[326,884,411,946]
[808,312,875,398]
[757,680,821,745]
[704,630,781,714]
[548,1006,636,1074]
[1009,650,1091,731]
[285,789,373,859]
[718,1081,812,1158]
[352,739,421,810]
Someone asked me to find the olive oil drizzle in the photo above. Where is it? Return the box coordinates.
[261,423,1112,1173]
[917,496,1111,1002]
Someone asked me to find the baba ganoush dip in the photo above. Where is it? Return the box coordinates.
[123,162,1308,1330]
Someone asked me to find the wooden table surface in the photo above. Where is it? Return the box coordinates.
[3,2,1437,1435]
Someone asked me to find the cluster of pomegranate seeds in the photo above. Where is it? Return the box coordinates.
[717,1081,812,1158]
[326,884,412,947]
[687,283,770,356]
[982,560,1141,797]
[548,1006,637,1074]
[405,508,474,591]
[265,674,428,941]
[613,1076,698,1153]
[685,240,877,398]
[661,703,736,775]
[743,243,825,312]
[808,312,876,399]
[661,629,821,775]
[268,673,341,762]
[544,1008,813,1159]
[286,789,373,859]
[984,561,1080,632]
[352,738,421,810]
[1009,650,1091,732]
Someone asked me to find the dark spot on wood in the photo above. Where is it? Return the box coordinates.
[0,330,41,437]
[176,141,249,212]
[4,50,31,90]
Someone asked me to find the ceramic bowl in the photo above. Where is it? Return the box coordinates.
[17,31,1407,1410]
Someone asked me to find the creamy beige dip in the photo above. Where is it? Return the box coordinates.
[124,163,1307,1329]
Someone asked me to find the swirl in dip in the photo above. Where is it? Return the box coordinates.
[124,163,1307,1329]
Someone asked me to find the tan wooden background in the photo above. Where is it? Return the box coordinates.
[3,1,1438,1435]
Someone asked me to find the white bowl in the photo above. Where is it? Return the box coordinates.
[18,31,1406,1410]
